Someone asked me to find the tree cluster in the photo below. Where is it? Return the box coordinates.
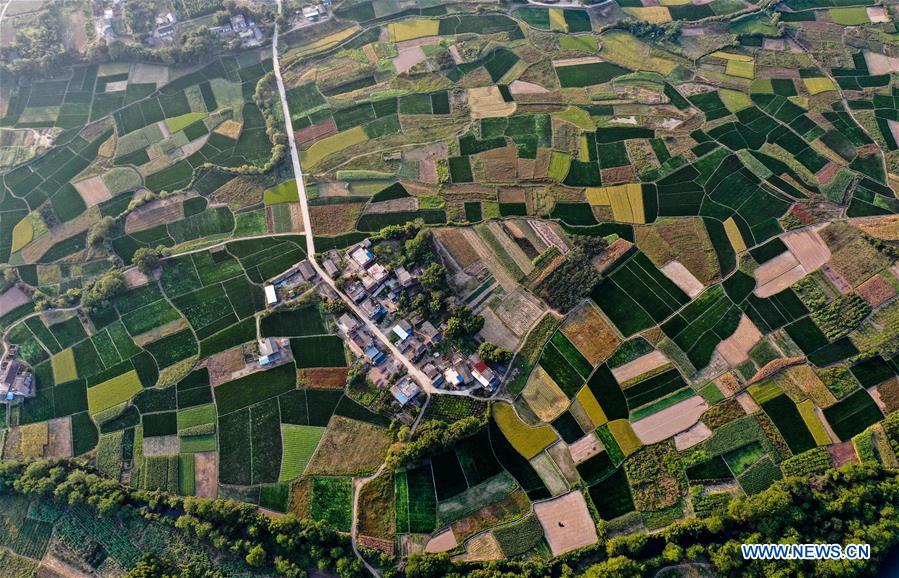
[131,245,171,274]
[477,342,512,365]
[385,417,483,469]
[535,236,607,312]
[444,306,484,340]
[1,2,69,76]
[618,20,682,43]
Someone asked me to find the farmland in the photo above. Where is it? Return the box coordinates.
[3,0,899,572]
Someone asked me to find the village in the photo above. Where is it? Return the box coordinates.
[262,237,502,417]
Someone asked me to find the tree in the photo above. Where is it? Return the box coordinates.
[80,270,124,312]
[444,306,484,339]
[245,544,266,567]
[87,216,118,247]
[131,246,168,274]
[405,553,452,578]
[478,342,512,364]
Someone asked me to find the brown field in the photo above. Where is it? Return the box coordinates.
[592,238,634,273]
[468,86,516,119]
[784,364,837,407]
[206,347,248,386]
[209,174,271,208]
[450,490,530,542]
[828,441,858,468]
[300,368,349,389]
[521,366,569,421]
[45,417,72,458]
[288,476,313,519]
[635,217,719,285]
[486,221,533,275]
[365,197,419,214]
[310,202,364,235]
[876,377,899,413]
[73,176,112,207]
[716,315,763,366]
[479,146,519,183]
[125,197,184,234]
[782,226,831,271]
[492,289,546,337]
[215,120,243,139]
[560,301,621,365]
[457,532,504,562]
[821,221,890,287]
[497,188,527,203]
[477,307,519,351]
[715,372,742,396]
[194,451,218,498]
[534,491,598,556]
[601,165,636,184]
[631,396,708,445]
[612,351,669,384]
[296,118,338,146]
[857,274,897,307]
[22,207,101,264]
[435,228,480,269]
[864,52,899,75]
[736,391,761,413]
[142,435,180,456]
[546,440,580,482]
[306,416,390,475]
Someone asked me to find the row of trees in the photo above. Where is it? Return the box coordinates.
[535,236,607,312]
[0,459,366,577]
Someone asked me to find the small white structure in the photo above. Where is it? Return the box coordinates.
[258,338,281,366]
[264,285,278,306]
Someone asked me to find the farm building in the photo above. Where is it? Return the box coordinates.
[258,338,282,366]
[472,361,499,389]
[390,376,422,407]
[265,285,278,306]
[0,361,35,402]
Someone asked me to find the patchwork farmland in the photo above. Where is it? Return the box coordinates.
[3,0,899,575]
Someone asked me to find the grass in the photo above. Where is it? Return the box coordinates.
[803,77,837,95]
[279,424,326,482]
[576,386,608,428]
[547,151,572,181]
[311,476,353,532]
[88,370,143,414]
[719,89,753,112]
[492,402,558,459]
[50,349,78,383]
[560,35,598,52]
[725,60,755,79]
[263,180,299,205]
[301,126,369,169]
[11,215,33,252]
[165,112,207,134]
[306,416,391,475]
[797,400,832,446]
[829,7,869,25]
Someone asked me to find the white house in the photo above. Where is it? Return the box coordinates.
[264,285,278,306]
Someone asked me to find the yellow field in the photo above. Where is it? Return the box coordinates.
[600,31,677,75]
[576,386,608,428]
[608,419,642,456]
[51,349,78,384]
[522,367,570,422]
[723,216,747,252]
[797,400,832,446]
[554,107,595,132]
[586,183,644,223]
[388,19,440,42]
[215,120,242,139]
[493,402,558,459]
[547,151,572,181]
[88,370,143,414]
[719,89,753,112]
[803,77,837,95]
[19,422,49,458]
[711,51,754,62]
[301,126,369,169]
[622,7,672,23]
[294,25,361,57]
[11,216,33,253]
[549,8,567,32]
[725,60,755,80]
[165,112,207,134]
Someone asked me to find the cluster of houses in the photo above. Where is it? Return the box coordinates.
[332,240,501,408]
[209,13,265,47]
[154,11,178,40]
[0,347,35,405]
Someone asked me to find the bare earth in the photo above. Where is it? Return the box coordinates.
[864,51,899,75]
[674,421,712,451]
[0,287,31,317]
[661,260,704,298]
[142,435,180,456]
[194,451,218,498]
[393,46,427,74]
[736,391,761,414]
[73,175,112,207]
[45,417,72,458]
[425,529,458,553]
[611,350,669,384]
[509,80,549,95]
[568,433,603,463]
[125,197,184,234]
[715,314,763,366]
[534,491,599,556]
[457,532,504,562]
[631,396,708,445]
[754,252,804,297]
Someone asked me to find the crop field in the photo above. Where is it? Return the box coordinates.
[4,0,899,565]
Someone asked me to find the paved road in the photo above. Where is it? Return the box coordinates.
[270,4,450,397]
